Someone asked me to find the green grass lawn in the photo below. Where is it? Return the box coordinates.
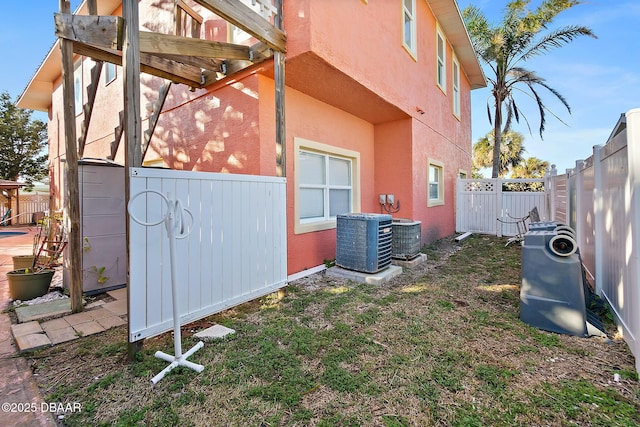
[29,235,639,426]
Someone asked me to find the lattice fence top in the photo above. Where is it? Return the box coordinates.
[463,180,495,192]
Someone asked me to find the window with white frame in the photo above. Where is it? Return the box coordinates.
[402,0,416,56]
[300,151,352,221]
[436,28,446,91]
[428,160,444,206]
[452,56,460,117]
[73,59,82,115]
[295,139,360,234]
[104,62,116,85]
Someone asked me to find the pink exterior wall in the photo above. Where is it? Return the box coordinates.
[283,84,377,274]
[43,0,477,276]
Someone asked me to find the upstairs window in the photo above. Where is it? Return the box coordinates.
[452,56,460,117]
[73,59,82,115]
[104,62,116,85]
[436,28,446,91]
[402,0,416,56]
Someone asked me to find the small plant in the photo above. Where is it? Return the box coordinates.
[83,236,92,253]
[92,266,109,284]
[323,258,336,268]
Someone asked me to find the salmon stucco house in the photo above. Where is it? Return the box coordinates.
[18,0,485,280]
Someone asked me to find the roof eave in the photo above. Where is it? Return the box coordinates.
[427,0,486,90]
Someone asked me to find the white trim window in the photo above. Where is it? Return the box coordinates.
[299,151,352,222]
[452,55,461,118]
[436,28,446,91]
[295,138,360,234]
[73,59,82,115]
[104,62,117,85]
[428,160,445,207]
[402,0,416,56]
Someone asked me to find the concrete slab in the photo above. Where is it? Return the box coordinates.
[107,287,127,301]
[15,333,51,352]
[194,324,236,341]
[97,315,126,330]
[102,299,127,316]
[73,321,106,337]
[392,253,428,268]
[325,265,403,285]
[87,307,115,320]
[11,321,44,337]
[64,311,95,326]
[85,300,105,309]
[15,298,73,323]
[41,317,71,332]
[47,327,79,345]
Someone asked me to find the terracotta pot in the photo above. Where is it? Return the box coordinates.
[6,269,55,301]
[12,255,47,270]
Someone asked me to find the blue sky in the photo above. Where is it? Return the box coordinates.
[2,1,639,174]
[457,0,640,174]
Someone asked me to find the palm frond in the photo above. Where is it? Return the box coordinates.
[519,25,596,61]
[534,79,571,113]
[525,84,548,138]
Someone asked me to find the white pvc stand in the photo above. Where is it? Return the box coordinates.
[128,190,205,385]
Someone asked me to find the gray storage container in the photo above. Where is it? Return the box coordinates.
[520,230,605,337]
[64,159,127,294]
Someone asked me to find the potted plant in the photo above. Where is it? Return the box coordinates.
[6,214,67,301]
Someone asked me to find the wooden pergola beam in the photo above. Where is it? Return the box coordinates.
[192,0,286,52]
[55,14,254,61]
[54,13,123,50]
[71,42,204,87]
[139,32,251,59]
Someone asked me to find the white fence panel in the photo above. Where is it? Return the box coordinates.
[598,134,630,335]
[576,158,597,283]
[456,179,499,235]
[1,193,49,225]
[456,178,547,236]
[548,174,568,225]
[128,168,287,342]
[559,108,640,374]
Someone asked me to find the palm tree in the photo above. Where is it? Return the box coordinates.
[511,156,550,191]
[473,129,525,177]
[511,156,550,179]
[463,0,596,178]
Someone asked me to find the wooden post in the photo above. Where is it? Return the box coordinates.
[274,0,286,301]
[274,0,285,179]
[59,0,83,312]
[122,0,144,360]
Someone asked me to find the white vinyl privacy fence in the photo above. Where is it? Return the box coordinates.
[128,168,287,342]
[1,193,49,225]
[550,109,640,373]
[458,108,640,373]
[456,178,548,237]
